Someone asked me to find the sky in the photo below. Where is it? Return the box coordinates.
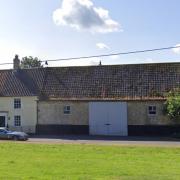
[0,0,180,69]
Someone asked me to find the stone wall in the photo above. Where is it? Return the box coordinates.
[127,101,173,125]
[38,101,89,125]
[38,101,177,125]
[37,100,179,135]
[38,100,175,126]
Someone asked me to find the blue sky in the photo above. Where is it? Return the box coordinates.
[0,0,180,68]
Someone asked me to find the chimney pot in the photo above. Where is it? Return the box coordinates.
[13,55,20,69]
[99,61,102,66]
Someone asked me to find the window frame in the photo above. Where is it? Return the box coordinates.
[63,105,71,115]
[14,98,21,109]
[148,105,157,116]
[14,115,21,127]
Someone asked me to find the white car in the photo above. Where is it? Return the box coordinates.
[0,128,29,141]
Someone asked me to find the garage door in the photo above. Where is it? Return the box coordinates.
[89,102,128,136]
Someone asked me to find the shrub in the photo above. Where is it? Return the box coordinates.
[164,89,180,121]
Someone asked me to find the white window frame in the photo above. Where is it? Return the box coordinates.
[14,98,21,109]
[14,115,21,127]
[63,105,71,115]
[148,105,157,116]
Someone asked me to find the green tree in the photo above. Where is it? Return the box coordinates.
[21,56,43,68]
[164,89,180,121]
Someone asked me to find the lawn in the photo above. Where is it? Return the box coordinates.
[0,143,180,179]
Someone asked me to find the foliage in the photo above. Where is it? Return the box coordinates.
[164,89,180,121]
[0,143,180,179]
[21,56,43,68]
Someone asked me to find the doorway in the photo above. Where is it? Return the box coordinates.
[89,102,128,136]
[0,113,7,128]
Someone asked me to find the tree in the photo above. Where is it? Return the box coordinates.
[164,89,180,121]
[20,56,43,68]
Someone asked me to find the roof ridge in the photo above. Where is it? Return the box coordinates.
[0,61,179,71]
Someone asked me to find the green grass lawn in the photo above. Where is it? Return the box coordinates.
[0,143,180,180]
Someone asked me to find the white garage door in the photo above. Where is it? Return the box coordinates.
[89,102,128,136]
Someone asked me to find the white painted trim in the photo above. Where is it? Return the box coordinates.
[63,105,71,115]
[147,105,157,116]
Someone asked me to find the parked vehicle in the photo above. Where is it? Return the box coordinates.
[0,128,28,141]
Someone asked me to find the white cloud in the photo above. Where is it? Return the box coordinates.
[172,44,180,54]
[53,0,120,33]
[110,55,120,60]
[96,43,110,50]
[50,57,100,67]
[142,58,155,63]
[89,60,99,65]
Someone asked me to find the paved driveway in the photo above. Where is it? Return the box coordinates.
[26,135,180,147]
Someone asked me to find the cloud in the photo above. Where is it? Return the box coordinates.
[89,60,99,65]
[96,43,110,50]
[53,0,120,33]
[110,55,120,60]
[172,44,180,54]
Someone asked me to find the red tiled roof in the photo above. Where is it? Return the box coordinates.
[0,62,179,100]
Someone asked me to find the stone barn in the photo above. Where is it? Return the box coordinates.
[0,57,179,136]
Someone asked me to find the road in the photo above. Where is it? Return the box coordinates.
[23,135,180,147]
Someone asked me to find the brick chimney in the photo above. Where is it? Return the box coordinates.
[13,55,20,69]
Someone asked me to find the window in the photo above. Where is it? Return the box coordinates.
[14,116,21,126]
[0,129,7,134]
[14,99,21,109]
[148,106,157,115]
[64,106,71,114]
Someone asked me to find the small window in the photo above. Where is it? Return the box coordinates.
[64,106,71,114]
[14,99,21,109]
[148,106,157,115]
[14,116,21,126]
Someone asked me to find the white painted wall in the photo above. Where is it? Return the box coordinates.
[0,96,38,133]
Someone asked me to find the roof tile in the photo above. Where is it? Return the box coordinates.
[0,62,179,100]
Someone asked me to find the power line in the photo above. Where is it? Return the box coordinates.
[0,45,180,66]
[41,45,180,62]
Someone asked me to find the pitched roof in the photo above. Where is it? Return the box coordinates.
[0,68,45,97]
[0,62,179,100]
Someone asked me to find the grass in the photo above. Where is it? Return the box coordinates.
[0,143,180,179]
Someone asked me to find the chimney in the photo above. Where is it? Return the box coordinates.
[13,55,20,69]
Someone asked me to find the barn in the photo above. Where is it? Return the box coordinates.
[36,63,180,136]
[0,56,179,136]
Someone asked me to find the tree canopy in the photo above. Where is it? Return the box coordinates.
[20,56,43,68]
[164,89,180,121]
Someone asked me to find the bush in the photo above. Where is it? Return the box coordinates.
[164,89,180,121]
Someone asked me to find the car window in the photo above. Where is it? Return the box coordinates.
[0,129,8,134]
[0,129,5,133]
